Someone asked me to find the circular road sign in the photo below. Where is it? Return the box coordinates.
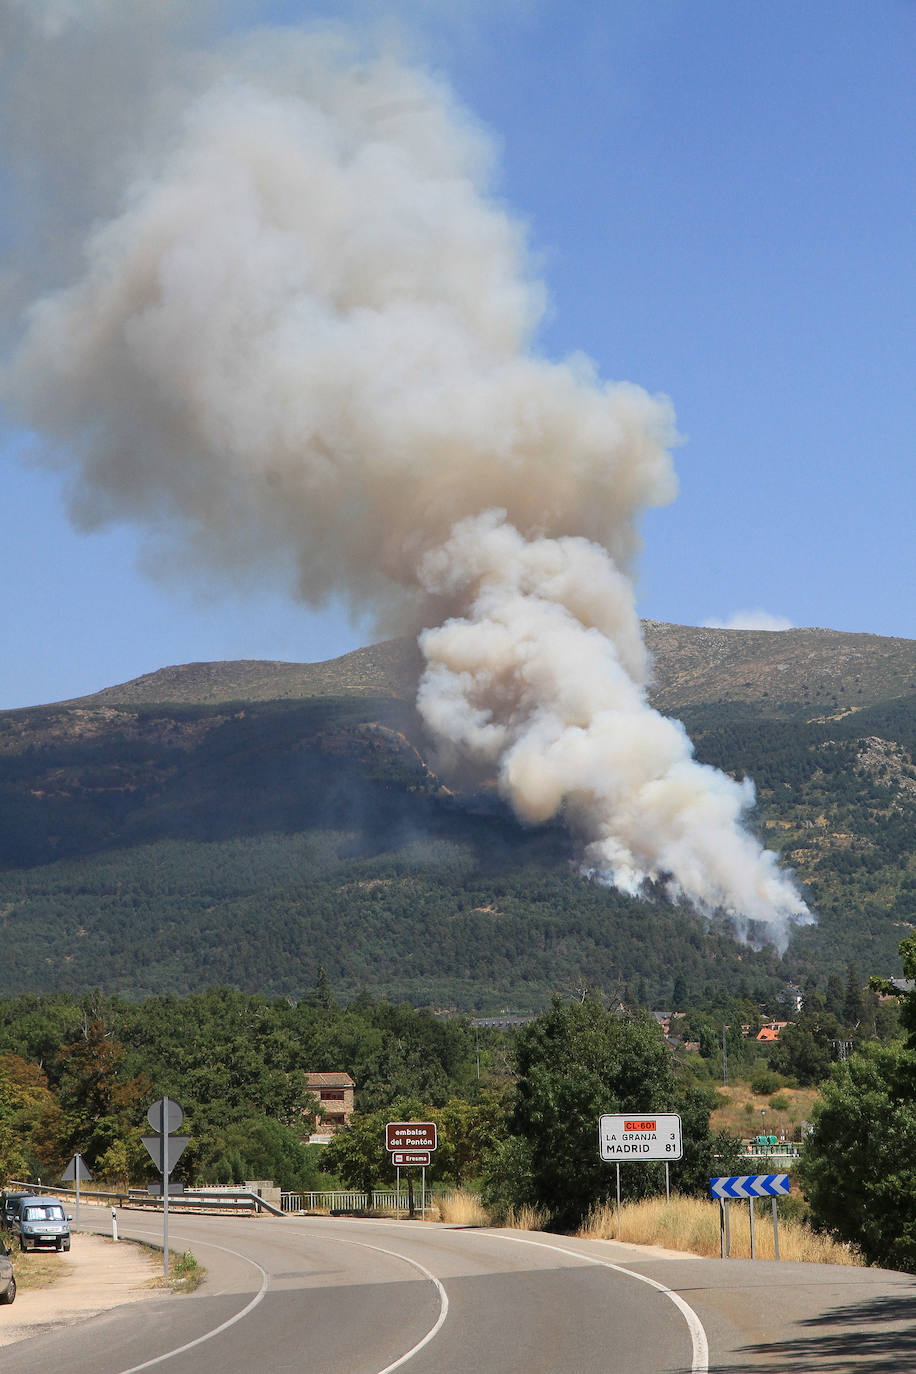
[148,1097,184,1133]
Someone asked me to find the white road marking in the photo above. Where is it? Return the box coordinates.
[111,1232,269,1374]
[109,1217,703,1374]
[322,1236,449,1374]
[110,1222,448,1374]
[494,1233,709,1374]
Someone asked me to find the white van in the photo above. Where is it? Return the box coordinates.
[11,1196,72,1252]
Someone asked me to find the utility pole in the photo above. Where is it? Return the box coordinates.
[722,1024,728,1086]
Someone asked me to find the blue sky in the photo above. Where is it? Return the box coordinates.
[1,0,913,709]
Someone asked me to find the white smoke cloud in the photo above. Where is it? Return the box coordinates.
[418,515,809,938]
[0,6,811,946]
[3,0,116,37]
[703,610,794,631]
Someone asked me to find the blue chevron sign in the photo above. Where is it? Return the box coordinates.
[710,1173,790,1200]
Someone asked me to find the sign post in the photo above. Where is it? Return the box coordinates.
[710,1174,790,1260]
[599,1113,682,1234]
[749,1190,756,1258]
[142,1098,189,1277]
[718,1197,732,1258]
[616,1163,621,1236]
[61,1153,92,1231]
[386,1122,437,1218]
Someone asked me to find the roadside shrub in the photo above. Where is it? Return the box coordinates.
[749,1069,782,1095]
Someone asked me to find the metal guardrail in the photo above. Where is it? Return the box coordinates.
[281,1189,436,1214]
[11,1181,435,1218]
[6,1181,283,1217]
[126,1189,285,1216]
[6,1180,127,1207]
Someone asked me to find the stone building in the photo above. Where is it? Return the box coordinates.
[306,1071,355,1141]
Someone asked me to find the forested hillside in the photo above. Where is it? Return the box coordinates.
[0,986,743,1221]
[0,985,483,1190]
[0,624,913,1010]
[680,694,916,982]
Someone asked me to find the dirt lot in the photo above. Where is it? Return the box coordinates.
[0,1226,160,1347]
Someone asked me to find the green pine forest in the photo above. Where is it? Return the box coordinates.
[0,627,913,1012]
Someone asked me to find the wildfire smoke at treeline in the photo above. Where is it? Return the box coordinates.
[0,2,810,946]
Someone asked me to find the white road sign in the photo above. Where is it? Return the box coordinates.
[599,1113,683,1162]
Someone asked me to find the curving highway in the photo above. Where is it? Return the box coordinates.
[13,1208,916,1373]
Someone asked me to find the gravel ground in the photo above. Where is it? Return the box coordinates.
[0,1220,160,1348]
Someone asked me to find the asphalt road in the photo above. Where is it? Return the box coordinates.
[13,1209,916,1374]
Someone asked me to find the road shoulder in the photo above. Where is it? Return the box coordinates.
[0,1229,161,1347]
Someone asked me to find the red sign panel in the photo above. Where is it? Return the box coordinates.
[391,1150,431,1166]
[624,1119,656,1132]
[386,1121,437,1152]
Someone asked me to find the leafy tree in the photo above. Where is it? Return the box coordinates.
[96,1138,142,1191]
[749,1069,782,1096]
[488,996,739,1230]
[194,1118,326,1192]
[431,1094,506,1188]
[677,995,760,1078]
[844,962,864,1031]
[0,1053,62,1177]
[322,1100,421,1194]
[322,1094,501,1195]
[799,1041,916,1269]
[800,936,916,1270]
[824,973,845,1020]
[55,1017,150,1168]
[770,1003,841,1086]
[0,1076,28,1185]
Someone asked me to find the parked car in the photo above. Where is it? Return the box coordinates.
[11,1196,71,1252]
[0,1238,15,1304]
[0,1192,29,1231]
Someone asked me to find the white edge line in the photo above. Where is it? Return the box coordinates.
[113,1235,269,1374]
[115,1224,448,1374]
[327,1236,449,1374]
[494,1233,709,1374]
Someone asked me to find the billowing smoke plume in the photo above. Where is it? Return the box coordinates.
[0,5,810,945]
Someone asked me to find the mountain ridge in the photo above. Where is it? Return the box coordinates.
[45,621,916,721]
[0,621,913,1009]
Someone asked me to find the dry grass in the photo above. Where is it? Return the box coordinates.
[578,1194,863,1265]
[500,1202,550,1232]
[2,1244,70,1291]
[433,1190,490,1226]
[710,1083,821,1143]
